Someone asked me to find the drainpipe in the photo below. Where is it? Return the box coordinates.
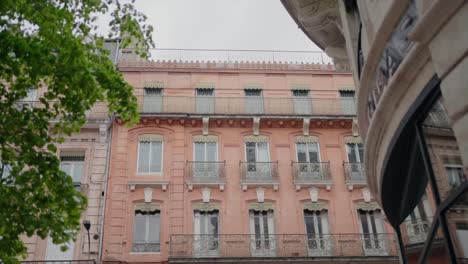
[97,114,115,264]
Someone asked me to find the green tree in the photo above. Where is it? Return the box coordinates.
[0,0,153,262]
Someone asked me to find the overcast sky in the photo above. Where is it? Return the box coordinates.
[129,0,320,51]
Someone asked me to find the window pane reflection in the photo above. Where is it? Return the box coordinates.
[445,191,468,262]
[421,98,467,200]
[401,187,436,263]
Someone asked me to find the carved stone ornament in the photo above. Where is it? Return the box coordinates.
[139,134,163,142]
[244,135,268,143]
[193,202,220,212]
[303,202,327,211]
[144,187,153,203]
[249,202,274,211]
[202,187,211,203]
[356,202,380,211]
[362,188,371,202]
[135,203,160,212]
[309,187,319,202]
[193,135,218,143]
[256,187,265,203]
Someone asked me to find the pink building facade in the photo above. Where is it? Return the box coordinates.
[101,59,399,263]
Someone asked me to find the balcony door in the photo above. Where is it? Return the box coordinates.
[304,210,331,256]
[358,209,387,256]
[245,89,264,114]
[292,90,312,114]
[296,142,322,179]
[346,143,364,180]
[249,209,276,257]
[339,91,356,115]
[245,142,270,180]
[143,88,163,113]
[196,88,214,114]
[193,210,219,257]
[193,142,218,181]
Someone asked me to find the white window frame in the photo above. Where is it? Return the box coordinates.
[244,142,270,163]
[249,209,276,257]
[193,142,218,162]
[132,208,161,253]
[346,143,364,163]
[295,142,322,163]
[444,164,464,188]
[60,155,85,186]
[137,140,164,175]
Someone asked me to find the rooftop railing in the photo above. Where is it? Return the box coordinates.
[139,96,356,116]
[169,233,398,259]
[129,48,333,64]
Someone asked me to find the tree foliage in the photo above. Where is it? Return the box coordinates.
[0,0,153,262]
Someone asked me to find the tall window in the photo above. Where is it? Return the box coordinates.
[358,209,386,255]
[444,164,465,189]
[245,89,264,114]
[249,209,275,256]
[137,136,163,174]
[132,207,161,252]
[346,142,364,180]
[292,89,311,114]
[245,141,270,179]
[60,153,85,186]
[296,142,322,179]
[346,142,364,163]
[193,209,219,256]
[193,141,218,180]
[16,88,37,109]
[304,209,330,255]
[143,87,163,113]
[340,90,356,115]
[45,236,74,261]
[196,88,214,114]
[405,196,431,244]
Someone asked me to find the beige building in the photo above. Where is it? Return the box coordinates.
[282,0,468,263]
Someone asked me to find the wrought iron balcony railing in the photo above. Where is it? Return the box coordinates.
[292,161,332,190]
[343,162,366,189]
[185,161,226,190]
[169,233,398,259]
[402,218,431,245]
[138,96,356,116]
[240,161,279,190]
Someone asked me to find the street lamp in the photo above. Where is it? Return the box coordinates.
[83,220,91,260]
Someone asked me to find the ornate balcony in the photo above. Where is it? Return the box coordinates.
[240,161,279,191]
[169,233,398,261]
[138,96,356,117]
[402,218,431,245]
[185,161,226,191]
[343,162,367,190]
[292,161,332,190]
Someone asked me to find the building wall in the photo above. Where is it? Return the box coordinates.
[23,126,110,261]
[101,65,395,263]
